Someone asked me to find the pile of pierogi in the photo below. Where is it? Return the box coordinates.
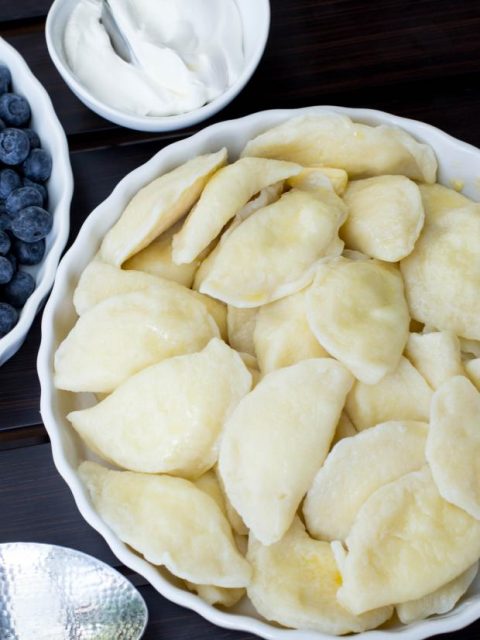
[54,113,480,635]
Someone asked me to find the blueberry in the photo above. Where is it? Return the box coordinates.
[0,168,21,200]
[0,230,11,256]
[2,270,35,307]
[23,148,52,183]
[23,178,47,205]
[0,207,11,231]
[23,128,40,150]
[0,255,13,284]
[0,128,30,165]
[0,118,5,132]
[0,66,12,96]
[0,93,31,127]
[6,251,17,272]
[0,302,18,336]
[10,206,52,242]
[13,238,45,265]
[5,186,42,217]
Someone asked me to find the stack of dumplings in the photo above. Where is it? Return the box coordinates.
[54,112,480,636]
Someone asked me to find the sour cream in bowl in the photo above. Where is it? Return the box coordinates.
[46,0,270,131]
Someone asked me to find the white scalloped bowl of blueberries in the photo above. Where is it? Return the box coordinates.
[0,37,73,365]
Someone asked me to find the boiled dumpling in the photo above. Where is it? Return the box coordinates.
[465,358,480,390]
[405,330,464,389]
[226,306,258,356]
[235,181,284,223]
[401,184,480,339]
[195,469,248,537]
[79,462,251,587]
[237,352,261,388]
[68,339,251,478]
[191,214,251,293]
[427,376,480,520]
[418,182,473,218]
[247,517,393,635]
[72,260,227,338]
[287,166,348,195]
[345,357,432,431]
[199,189,346,308]
[459,338,480,359]
[254,288,328,374]
[341,249,370,262]
[341,175,424,262]
[242,112,437,182]
[194,469,227,512]
[397,563,478,624]
[336,467,480,614]
[185,582,245,608]
[219,358,353,544]
[306,257,410,384]
[331,412,357,446]
[172,158,301,265]
[54,290,219,393]
[173,470,248,605]
[192,230,229,292]
[123,218,200,287]
[303,421,428,541]
[100,149,227,266]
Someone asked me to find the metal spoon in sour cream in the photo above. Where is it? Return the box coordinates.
[63,0,244,117]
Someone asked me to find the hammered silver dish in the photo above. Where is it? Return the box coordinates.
[0,542,148,640]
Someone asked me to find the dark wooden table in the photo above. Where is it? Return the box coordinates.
[1,1,480,638]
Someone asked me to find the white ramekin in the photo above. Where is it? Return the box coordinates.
[45,0,270,132]
[0,37,72,367]
[38,106,480,640]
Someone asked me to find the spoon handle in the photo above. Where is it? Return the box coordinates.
[101,0,137,65]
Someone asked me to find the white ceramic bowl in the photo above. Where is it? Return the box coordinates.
[38,106,480,640]
[0,37,72,366]
[45,0,270,132]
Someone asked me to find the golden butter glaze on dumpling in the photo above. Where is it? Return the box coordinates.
[247,517,393,635]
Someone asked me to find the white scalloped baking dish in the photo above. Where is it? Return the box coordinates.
[0,37,72,366]
[38,105,480,639]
